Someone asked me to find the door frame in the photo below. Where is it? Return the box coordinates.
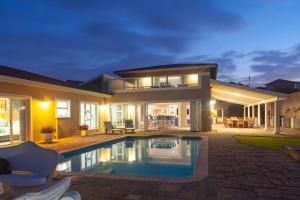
[0,94,31,145]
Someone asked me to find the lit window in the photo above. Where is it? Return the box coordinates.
[183,74,198,85]
[80,103,98,129]
[138,77,152,88]
[56,100,71,118]
[168,76,182,87]
[153,76,167,87]
[110,104,135,126]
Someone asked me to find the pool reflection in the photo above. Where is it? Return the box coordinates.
[58,137,201,178]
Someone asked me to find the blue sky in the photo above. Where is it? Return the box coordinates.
[0,0,300,86]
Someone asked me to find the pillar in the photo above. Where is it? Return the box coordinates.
[190,100,202,132]
[143,103,148,131]
[247,106,251,118]
[221,109,224,123]
[273,101,280,134]
[264,103,268,130]
[252,105,255,119]
[258,104,261,127]
[134,104,139,129]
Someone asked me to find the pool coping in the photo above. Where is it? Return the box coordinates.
[57,135,208,183]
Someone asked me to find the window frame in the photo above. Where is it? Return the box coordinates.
[80,102,99,130]
[56,99,71,118]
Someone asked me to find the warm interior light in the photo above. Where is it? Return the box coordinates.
[100,104,109,111]
[142,77,152,87]
[128,105,135,120]
[39,101,50,109]
[210,99,217,117]
[187,74,198,84]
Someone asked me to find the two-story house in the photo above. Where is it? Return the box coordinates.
[0,63,289,146]
[105,64,217,132]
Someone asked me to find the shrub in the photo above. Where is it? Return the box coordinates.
[40,125,56,133]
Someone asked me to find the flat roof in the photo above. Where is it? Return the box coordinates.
[114,63,218,79]
[211,80,288,105]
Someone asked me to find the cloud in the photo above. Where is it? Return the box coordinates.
[250,44,300,82]
[0,0,244,80]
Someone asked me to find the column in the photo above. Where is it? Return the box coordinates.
[221,109,224,123]
[143,103,148,131]
[134,104,139,129]
[247,106,251,118]
[190,101,197,132]
[258,104,261,127]
[273,101,280,134]
[264,103,268,130]
[190,100,201,132]
[252,105,255,119]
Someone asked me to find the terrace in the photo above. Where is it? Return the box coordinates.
[39,130,300,199]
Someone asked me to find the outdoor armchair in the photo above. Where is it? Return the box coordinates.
[104,121,123,134]
[0,141,60,197]
[124,119,135,133]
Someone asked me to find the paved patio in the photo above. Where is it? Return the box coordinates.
[2,130,300,200]
[50,131,300,200]
[67,135,299,200]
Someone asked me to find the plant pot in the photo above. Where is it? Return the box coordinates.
[80,130,88,136]
[43,132,53,143]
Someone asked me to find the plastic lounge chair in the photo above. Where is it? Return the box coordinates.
[13,177,81,200]
[0,141,60,197]
[104,121,123,134]
[124,119,135,134]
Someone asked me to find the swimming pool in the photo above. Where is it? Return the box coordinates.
[58,136,205,180]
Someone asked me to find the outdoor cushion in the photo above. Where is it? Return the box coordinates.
[0,172,46,186]
[0,157,11,174]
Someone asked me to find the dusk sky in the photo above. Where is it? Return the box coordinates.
[0,0,300,86]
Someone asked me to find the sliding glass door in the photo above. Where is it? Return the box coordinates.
[0,98,10,144]
[0,97,28,145]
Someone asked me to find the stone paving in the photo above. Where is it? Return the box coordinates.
[60,134,300,200]
[2,131,300,200]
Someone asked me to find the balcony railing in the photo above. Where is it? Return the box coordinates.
[109,76,200,91]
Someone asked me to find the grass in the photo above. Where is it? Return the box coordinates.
[233,136,300,151]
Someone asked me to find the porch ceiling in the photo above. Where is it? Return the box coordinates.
[211,80,288,105]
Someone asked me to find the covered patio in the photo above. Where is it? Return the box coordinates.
[211,80,288,134]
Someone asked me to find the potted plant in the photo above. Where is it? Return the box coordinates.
[79,124,89,136]
[40,125,56,143]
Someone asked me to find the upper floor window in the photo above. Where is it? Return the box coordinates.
[153,76,167,87]
[124,78,136,89]
[168,76,182,87]
[295,83,300,90]
[56,100,71,118]
[183,74,198,86]
[138,77,152,88]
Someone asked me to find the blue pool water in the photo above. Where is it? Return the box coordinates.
[58,136,201,178]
